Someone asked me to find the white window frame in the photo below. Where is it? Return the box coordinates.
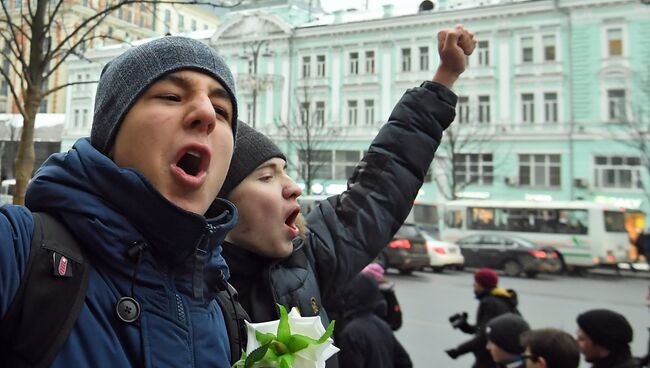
[315,101,325,126]
[302,56,311,79]
[365,50,375,74]
[349,52,359,75]
[520,35,534,64]
[606,88,627,122]
[364,99,375,125]
[477,40,489,66]
[518,154,561,187]
[458,96,470,123]
[543,92,559,123]
[478,95,491,124]
[603,25,626,58]
[419,46,429,71]
[593,155,643,190]
[454,153,494,185]
[542,34,556,62]
[347,100,358,126]
[401,48,411,72]
[521,93,535,124]
[316,55,326,77]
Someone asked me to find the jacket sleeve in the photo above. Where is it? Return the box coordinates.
[455,330,487,356]
[304,81,457,305]
[0,205,35,320]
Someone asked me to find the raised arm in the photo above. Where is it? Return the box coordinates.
[305,26,476,303]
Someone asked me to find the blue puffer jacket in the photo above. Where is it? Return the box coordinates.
[0,138,237,367]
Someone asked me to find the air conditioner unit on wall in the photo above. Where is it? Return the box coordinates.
[574,178,589,189]
[505,176,518,186]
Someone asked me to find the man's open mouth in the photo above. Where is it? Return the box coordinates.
[177,150,202,176]
[285,208,300,228]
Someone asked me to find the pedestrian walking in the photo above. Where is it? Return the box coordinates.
[445,268,521,368]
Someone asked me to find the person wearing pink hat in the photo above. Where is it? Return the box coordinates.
[445,268,522,368]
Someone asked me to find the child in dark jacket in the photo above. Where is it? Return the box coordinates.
[338,272,412,368]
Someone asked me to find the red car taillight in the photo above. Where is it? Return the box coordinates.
[433,247,446,255]
[529,250,547,258]
[389,239,412,249]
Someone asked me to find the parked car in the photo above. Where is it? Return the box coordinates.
[420,231,465,273]
[456,234,561,277]
[377,223,430,274]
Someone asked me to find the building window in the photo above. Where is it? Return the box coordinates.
[544,92,558,123]
[521,36,534,63]
[347,100,358,126]
[315,101,325,126]
[607,28,623,57]
[594,156,642,189]
[38,98,47,113]
[191,19,197,31]
[178,14,184,31]
[316,55,326,77]
[401,48,411,72]
[82,109,88,128]
[300,102,310,124]
[365,51,375,74]
[521,93,535,123]
[518,154,561,187]
[454,153,494,185]
[299,150,333,180]
[164,9,171,33]
[334,150,363,180]
[458,96,470,123]
[543,35,556,61]
[477,40,489,66]
[419,46,429,71]
[607,89,626,121]
[247,58,254,74]
[348,52,359,75]
[478,95,490,124]
[302,56,311,78]
[74,109,80,128]
[364,100,374,125]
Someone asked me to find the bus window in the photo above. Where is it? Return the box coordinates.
[467,207,495,230]
[604,211,626,232]
[445,209,464,229]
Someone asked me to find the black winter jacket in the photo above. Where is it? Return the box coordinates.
[223,81,456,363]
[338,273,412,368]
[455,288,520,368]
[591,347,638,368]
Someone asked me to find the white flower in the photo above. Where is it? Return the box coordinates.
[242,307,339,368]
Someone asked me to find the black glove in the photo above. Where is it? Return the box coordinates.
[445,348,460,359]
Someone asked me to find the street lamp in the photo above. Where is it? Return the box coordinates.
[239,39,273,128]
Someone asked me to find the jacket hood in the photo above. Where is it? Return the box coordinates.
[342,273,387,319]
[491,287,519,308]
[25,138,237,275]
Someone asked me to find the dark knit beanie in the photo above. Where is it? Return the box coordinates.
[90,36,238,155]
[486,313,531,354]
[217,121,286,198]
[474,268,498,289]
[577,309,633,352]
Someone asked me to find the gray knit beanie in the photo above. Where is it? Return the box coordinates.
[217,121,286,199]
[486,313,530,354]
[90,36,238,155]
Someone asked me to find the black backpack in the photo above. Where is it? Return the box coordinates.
[0,212,248,368]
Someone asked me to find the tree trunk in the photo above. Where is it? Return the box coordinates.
[13,92,39,205]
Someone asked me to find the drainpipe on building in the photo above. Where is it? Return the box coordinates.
[555,0,575,200]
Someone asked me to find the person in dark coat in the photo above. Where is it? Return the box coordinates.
[208,25,477,366]
[1,37,239,367]
[485,313,530,368]
[445,268,521,368]
[337,272,412,368]
[576,309,637,368]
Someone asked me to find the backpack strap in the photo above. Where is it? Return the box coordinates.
[0,212,90,368]
[216,282,250,364]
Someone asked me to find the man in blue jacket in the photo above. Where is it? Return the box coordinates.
[209,24,476,365]
[1,36,239,367]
